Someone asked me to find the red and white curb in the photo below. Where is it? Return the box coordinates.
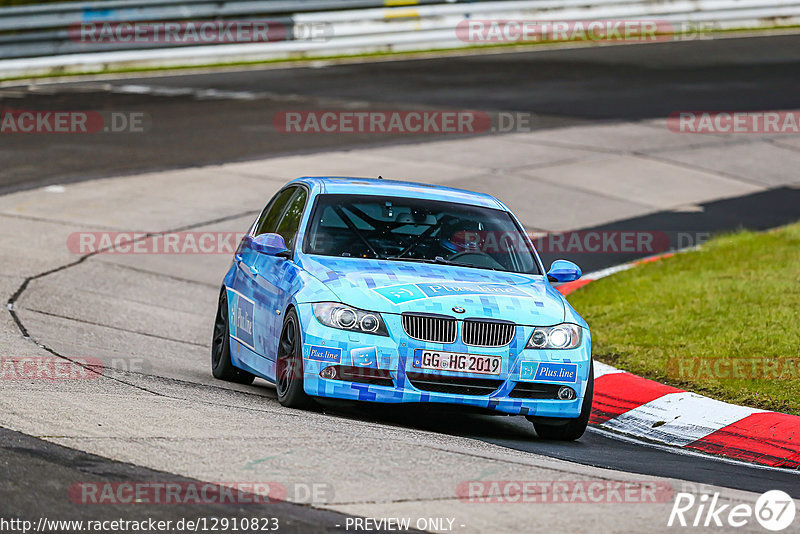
[557,254,800,470]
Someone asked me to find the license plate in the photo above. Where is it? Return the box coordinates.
[412,349,502,375]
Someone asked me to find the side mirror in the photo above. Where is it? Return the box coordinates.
[250,233,291,258]
[547,260,582,283]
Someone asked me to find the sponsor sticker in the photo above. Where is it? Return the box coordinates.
[519,361,578,383]
[226,288,255,350]
[307,345,342,364]
[374,282,529,304]
[373,284,428,304]
[350,347,378,368]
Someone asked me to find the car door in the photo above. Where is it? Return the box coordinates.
[252,186,309,360]
[229,187,296,355]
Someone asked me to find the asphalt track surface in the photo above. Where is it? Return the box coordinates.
[1,34,800,527]
[0,427,378,532]
[312,403,800,498]
[3,34,800,193]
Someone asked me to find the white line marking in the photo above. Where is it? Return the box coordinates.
[111,84,268,101]
[593,360,623,378]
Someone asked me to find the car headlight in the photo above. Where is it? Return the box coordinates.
[313,302,389,336]
[526,324,582,349]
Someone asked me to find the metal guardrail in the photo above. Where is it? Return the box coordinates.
[0,0,462,57]
[1,0,800,77]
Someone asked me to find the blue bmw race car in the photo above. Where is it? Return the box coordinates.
[212,177,593,440]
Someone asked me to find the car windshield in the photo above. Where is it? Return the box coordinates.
[303,194,541,274]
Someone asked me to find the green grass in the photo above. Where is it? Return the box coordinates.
[568,222,800,415]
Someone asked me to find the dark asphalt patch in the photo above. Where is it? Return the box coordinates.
[538,186,800,273]
[0,426,402,533]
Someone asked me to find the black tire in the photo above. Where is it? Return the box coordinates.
[211,288,255,385]
[530,363,594,441]
[275,308,315,409]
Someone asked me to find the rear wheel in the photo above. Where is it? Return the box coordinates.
[275,308,315,409]
[211,288,255,385]
[529,363,593,441]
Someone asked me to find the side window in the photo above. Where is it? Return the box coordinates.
[253,188,296,236]
[275,189,308,250]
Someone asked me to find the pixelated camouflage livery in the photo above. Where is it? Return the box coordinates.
[222,177,590,418]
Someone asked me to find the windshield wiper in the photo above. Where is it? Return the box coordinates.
[435,257,499,271]
[384,256,437,264]
[384,256,498,271]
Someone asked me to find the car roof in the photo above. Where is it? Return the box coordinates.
[288,176,506,210]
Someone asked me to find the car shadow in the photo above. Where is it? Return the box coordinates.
[312,399,560,442]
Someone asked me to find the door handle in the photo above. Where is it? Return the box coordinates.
[234,253,243,262]
[249,264,259,276]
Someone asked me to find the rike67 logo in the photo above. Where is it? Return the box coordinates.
[668,490,796,531]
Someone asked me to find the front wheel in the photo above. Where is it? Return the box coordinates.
[211,288,255,385]
[529,363,593,441]
[275,308,315,409]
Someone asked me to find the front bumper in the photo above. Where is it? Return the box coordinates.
[296,304,591,418]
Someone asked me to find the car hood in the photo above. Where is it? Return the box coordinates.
[299,255,565,325]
